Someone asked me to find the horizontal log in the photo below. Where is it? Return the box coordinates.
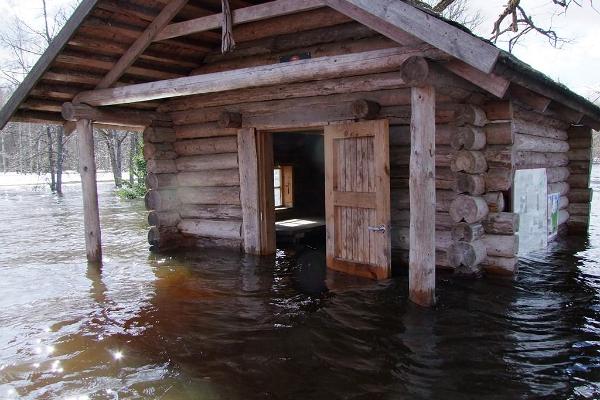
[483,192,505,213]
[484,122,513,145]
[515,133,569,153]
[514,107,571,131]
[449,195,489,223]
[547,182,570,196]
[162,72,415,113]
[451,125,486,151]
[482,234,518,258]
[74,48,431,106]
[176,153,238,171]
[482,212,519,235]
[144,126,176,143]
[391,228,452,251]
[145,189,179,211]
[567,149,591,161]
[146,172,178,189]
[177,169,240,187]
[178,187,241,205]
[568,161,592,175]
[482,101,512,121]
[179,204,243,220]
[143,142,177,160]
[454,172,485,195]
[178,219,242,240]
[173,136,238,156]
[218,111,243,128]
[451,150,487,174]
[568,135,592,149]
[175,122,238,139]
[148,211,181,227]
[148,226,186,250]
[568,203,590,216]
[451,222,484,242]
[391,210,454,230]
[392,189,456,213]
[194,236,243,250]
[62,102,170,126]
[512,118,568,140]
[514,152,569,168]
[484,145,513,168]
[147,159,177,174]
[447,239,487,268]
[546,167,570,183]
[485,168,513,192]
[390,177,455,191]
[482,256,518,276]
[568,215,590,229]
[391,145,454,168]
[567,188,593,203]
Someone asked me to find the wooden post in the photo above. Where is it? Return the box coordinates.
[76,118,102,263]
[409,85,436,307]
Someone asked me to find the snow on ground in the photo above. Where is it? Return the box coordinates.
[0,171,129,187]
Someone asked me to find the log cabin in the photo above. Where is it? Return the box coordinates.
[0,0,598,307]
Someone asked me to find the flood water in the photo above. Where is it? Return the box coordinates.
[1,170,600,400]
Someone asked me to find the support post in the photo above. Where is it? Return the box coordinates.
[409,85,436,307]
[76,118,102,263]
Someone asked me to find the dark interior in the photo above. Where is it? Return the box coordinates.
[272,132,326,248]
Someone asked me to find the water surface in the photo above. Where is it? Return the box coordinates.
[1,170,600,399]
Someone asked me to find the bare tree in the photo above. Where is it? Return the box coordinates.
[429,0,596,52]
[98,128,129,187]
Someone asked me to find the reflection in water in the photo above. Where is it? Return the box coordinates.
[0,172,600,398]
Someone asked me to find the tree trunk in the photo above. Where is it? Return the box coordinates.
[0,133,6,172]
[56,126,64,194]
[102,130,122,187]
[129,133,138,185]
[46,126,56,191]
[114,133,123,186]
[18,123,23,173]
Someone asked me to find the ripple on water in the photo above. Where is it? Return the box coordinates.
[0,177,599,399]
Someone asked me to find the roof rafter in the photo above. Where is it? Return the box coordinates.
[95,0,190,90]
[154,0,327,42]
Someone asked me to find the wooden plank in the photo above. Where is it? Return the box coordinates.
[155,0,326,41]
[444,59,509,98]
[325,0,500,73]
[76,119,102,263]
[257,132,276,254]
[0,0,98,129]
[74,48,425,106]
[409,85,436,307]
[96,0,189,89]
[325,120,390,280]
[508,84,551,113]
[238,128,261,254]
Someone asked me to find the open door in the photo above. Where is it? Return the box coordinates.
[324,120,391,280]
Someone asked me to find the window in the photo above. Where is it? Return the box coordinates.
[274,165,293,209]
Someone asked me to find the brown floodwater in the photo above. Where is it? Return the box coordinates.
[1,168,600,399]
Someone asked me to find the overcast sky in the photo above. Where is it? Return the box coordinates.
[0,0,598,100]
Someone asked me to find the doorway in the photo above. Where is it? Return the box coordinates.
[271,131,326,249]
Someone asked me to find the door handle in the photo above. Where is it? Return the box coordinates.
[368,225,386,233]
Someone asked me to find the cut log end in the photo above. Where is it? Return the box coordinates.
[218,111,242,128]
[399,56,429,86]
[351,99,381,120]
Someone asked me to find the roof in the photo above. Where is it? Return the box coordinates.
[1,0,599,129]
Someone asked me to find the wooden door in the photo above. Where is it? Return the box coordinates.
[325,120,391,280]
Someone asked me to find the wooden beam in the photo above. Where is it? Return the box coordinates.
[74,48,426,106]
[155,0,325,41]
[76,119,102,263]
[237,128,261,254]
[324,0,501,73]
[95,0,189,89]
[444,59,509,98]
[62,102,170,127]
[409,85,436,307]
[0,0,98,130]
[547,102,585,125]
[508,84,551,113]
